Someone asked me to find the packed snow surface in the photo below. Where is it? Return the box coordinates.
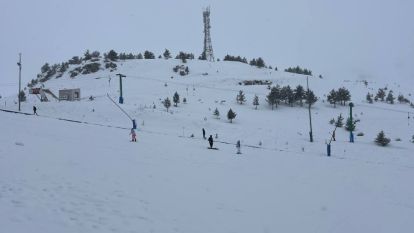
[1,59,414,233]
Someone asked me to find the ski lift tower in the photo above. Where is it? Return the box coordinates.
[202,7,215,62]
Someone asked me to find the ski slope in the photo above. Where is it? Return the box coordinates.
[1,59,414,233]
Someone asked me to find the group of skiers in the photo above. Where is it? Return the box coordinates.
[129,127,241,153]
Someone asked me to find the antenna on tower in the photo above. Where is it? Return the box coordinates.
[201,6,214,62]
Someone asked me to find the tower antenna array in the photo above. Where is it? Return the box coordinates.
[202,7,214,62]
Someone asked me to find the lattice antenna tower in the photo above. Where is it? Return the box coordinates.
[203,6,214,62]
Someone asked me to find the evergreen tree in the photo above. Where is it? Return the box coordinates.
[386,90,395,104]
[41,63,50,73]
[366,92,373,104]
[337,87,351,105]
[213,108,220,118]
[227,108,236,123]
[266,85,280,110]
[253,94,259,109]
[327,89,338,107]
[236,90,246,104]
[83,50,92,60]
[294,85,305,106]
[68,56,82,65]
[136,53,143,59]
[305,89,318,106]
[375,130,390,146]
[173,92,180,107]
[286,86,295,106]
[345,117,356,131]
[18,90,26,102]
[256,57,265,68]
[249,59,257,66]
[376,88,386,101]
[398,94,406,103]
[91,51,100,58]
[335,114,344,128]
[126,53,134,59]
[58,62,68,73]
[163,49,171,59]
[163,97,171,112]
[144,51,155,59]
[107,50,118,61]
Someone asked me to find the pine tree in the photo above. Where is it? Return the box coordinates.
[256,57,265,68]
[144,51,155,59]
[294,85,305,106]
[337,87,351,105]
[398,94,406,103]
[386,90,395,104]
[213,108,220,118]
[163,49,171,59]
[236,90,246,104]
[136,53,143,59]
[91,51,100,58]
[345,117,356,131]
[376,88,386,101]
[107,50,118,61]
[253,94,259,109]
[266,85,280,110]
[163,97,171,112]
[327,89,338,107]
[335,114,344,128]
[173,92,180,107]
[366,92,373,104]
[375,130,390,146]
[84,50,92,61]
[18,90,26,102]
[41,63,50,73]
[305,89,318,106]
[227,108,236,123]
[249,59,257,66]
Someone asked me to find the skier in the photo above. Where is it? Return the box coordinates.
[130,128,137,142]
[202,128,206,139]
[208,135,213,149]
[236,140,241,154]
[332,130,336,141]
[33,106,38,115]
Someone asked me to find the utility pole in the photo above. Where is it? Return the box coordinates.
[349,102,354,143]
[17,53,22,111]
[307,76,314,142]
[116,73,126,104]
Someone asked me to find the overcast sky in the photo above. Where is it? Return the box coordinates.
[1,0,413,96]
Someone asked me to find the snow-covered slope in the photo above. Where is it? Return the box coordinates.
[1,59,414,233]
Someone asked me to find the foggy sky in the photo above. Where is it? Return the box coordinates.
[1,0,413,96]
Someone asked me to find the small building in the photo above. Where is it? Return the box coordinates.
[59,88,81,101]
[29,88,41,94]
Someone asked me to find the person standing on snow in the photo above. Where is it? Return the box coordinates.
[236,140,241,154]
[33,106,38,115]
[130,128,137,142]
[202,128,206,139]
[208,135,214,148]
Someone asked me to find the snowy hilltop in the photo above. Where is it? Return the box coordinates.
[1,52,414,233]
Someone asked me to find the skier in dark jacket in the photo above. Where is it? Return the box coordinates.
[208,135,213,148]
[33,106,38,115]
[202,128,206,139]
